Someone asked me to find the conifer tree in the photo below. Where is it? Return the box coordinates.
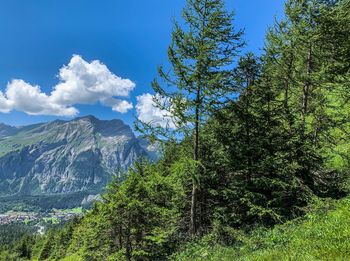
[137,0,244,235]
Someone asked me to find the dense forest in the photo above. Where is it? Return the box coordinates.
[1,0,350,260]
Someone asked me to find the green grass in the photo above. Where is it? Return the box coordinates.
[0,129,51,157]
[43,217,60,224]
[174,197,350,261]
[71,207,83,214]
[54,207,83,214]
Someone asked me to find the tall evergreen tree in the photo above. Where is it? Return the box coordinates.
[137,0,244,235]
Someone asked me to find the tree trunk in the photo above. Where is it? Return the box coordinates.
[245,78,252,182]
[284,79,289,112]
[190,182,198,235]
[284,45,294,113]
[125,217,132,261]
[191,87,201,235]
[118,225,123,249]
[302,44,312,130]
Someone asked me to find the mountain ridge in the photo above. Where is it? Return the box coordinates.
[0,116,156,207]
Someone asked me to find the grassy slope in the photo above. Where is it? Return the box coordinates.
[174,197,350,261]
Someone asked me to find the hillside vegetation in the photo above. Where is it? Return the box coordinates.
[2,196,349,260]
[174,197,350,260]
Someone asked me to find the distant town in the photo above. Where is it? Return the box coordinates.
[0,208,83,226]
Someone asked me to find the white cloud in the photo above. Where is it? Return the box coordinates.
[50,55,135,107]
[6,80,78,116]
[0,55,135,116]
[0,91,12,113]
[101,97,133,113]
[136,93,176,129]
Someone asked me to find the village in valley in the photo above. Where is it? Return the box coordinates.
[0,208,83,226]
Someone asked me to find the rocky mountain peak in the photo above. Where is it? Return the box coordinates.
[0,123,18,138]
[0,116,156,200]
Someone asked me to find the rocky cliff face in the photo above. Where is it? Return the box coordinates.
[0,116,153,197]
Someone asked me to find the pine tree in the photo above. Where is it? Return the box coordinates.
[210,57,308,225]
[137,0,244,235]
[201,0,350,226]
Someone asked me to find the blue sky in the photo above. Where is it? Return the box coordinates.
[0,0,285,127]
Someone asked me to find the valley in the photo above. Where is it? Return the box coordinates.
[0,207,82,226]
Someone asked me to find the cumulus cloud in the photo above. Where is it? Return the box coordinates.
[50,55,135,109]
[6,80,78,116]
[101,97,133,113]
[0,91,12,113]
[0,55,135,116]
[136,93,176,129]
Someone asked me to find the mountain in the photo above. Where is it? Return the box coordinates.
[0,116,156,209]
[0,123,19,138]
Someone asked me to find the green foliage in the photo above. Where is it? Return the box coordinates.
[0,223,36,245]
[173,196,350,260]
[0,224,37,261]
[24,160,183,260]
[193,0,350,230]
[136,0,245,235]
